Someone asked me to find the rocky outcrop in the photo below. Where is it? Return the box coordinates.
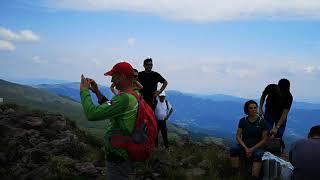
[0,104,105,179]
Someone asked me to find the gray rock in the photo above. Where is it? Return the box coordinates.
[198,160,210,169]
[96,167,107,175]
[187,168,206,176]
[21,155,29,163]
[11,163,28,176]
[75,162,97,176]
[23,166,51,179]
[0,152,7,165]
[24,117,44,129]
[152,173,161,177]
[4,108,15,114]
[37,142,50,150]
[180,155,195,165]
[160,160,177,167]
[45,115,66,131]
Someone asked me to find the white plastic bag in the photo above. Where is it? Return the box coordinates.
[262,152,294,180]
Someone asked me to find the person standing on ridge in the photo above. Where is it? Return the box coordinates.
[138,58,168,110]
[80,62,138,180]
[154,91,174,150]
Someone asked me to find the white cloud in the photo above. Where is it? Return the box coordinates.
[127,37,136,46]
[0,40,16,51]
[32,56,48,64]
[303,65,316,74]
[90,58,101,65]
[0,27,40,42]
[45,0,320,22]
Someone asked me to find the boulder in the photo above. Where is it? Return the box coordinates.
[24,117,44,129]
[4,108,15,114]
[23,166,51,179]
[75,162,98,176]
[198,160,210,169]
[45,115,66,131]
[180,155,195,166]
[187,168,206,176]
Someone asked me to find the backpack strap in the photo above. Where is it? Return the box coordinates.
[165,100,169,110]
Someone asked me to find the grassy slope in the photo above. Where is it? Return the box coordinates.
[0,79,107,128]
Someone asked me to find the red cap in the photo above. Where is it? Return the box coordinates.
[104,62,134,77]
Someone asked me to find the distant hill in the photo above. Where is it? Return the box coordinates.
[34,82,113,105]
[0,77,72,85]
[186,92,246,102]
[166,91,320,147]
[0,79,106,128]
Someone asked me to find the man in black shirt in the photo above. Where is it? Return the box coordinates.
[259,78,293,138]
[138,58,168,110]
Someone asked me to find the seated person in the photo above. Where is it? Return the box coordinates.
[230,100,268,178]
[289,125,320,180]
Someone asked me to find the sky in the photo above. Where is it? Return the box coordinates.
[1,0,320,102]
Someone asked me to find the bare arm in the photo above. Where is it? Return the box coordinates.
[277,109,289,127]
[270,109,290,136]
[164,108,174,120]
[159,80,168,93]
[259,95,266,115]
[154,80,168,97]
[236,128,248,150]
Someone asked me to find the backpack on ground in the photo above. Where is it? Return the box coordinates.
[262,152,293,180]
[109,91,157,161]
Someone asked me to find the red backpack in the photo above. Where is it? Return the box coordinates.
[109,92,157,161]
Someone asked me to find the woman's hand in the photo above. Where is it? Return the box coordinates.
[245,147,255,157]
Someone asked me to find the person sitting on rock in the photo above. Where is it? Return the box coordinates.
[230,100,268,179]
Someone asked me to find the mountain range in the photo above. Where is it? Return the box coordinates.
[1,78,320,148]
[32,81,320,147]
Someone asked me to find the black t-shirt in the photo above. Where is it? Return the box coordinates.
[138,71,166,98]
[238,116,267,148]
[263,84,293,113]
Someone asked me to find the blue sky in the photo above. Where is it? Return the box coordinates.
[1,0,320,102]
